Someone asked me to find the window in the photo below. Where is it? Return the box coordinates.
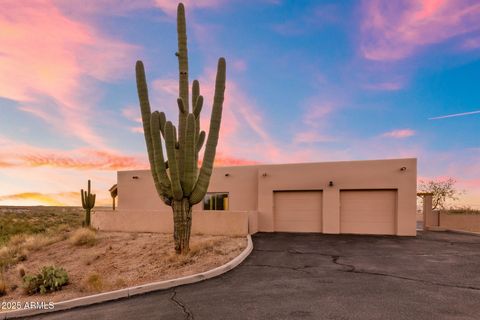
[203,192,229,210]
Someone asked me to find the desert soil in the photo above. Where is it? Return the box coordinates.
[1,231,246,305]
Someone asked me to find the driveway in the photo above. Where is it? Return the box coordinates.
[31,231,480,320]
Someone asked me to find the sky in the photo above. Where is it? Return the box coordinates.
[0,0,479,208]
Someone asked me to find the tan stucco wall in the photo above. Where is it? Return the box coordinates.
[439,213,480,232]
[92,209,249,236]
[114,158,417,236]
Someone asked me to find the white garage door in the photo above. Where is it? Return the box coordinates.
[340,190,396,235]
[274,191,322,232]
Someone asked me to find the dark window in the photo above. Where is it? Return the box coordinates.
[203,193,229,210]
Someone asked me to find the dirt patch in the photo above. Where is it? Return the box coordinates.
[0,231,246,305]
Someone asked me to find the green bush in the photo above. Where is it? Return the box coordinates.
[23,266,69,295]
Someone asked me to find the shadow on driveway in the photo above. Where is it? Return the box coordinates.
[32,231,480,320]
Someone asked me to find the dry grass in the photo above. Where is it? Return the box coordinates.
[1,232,246,305]
[0,206,246,306]
[0,206,83,246]
[69,228,96,247]
[0,233,63,269]
[82,272,103,293]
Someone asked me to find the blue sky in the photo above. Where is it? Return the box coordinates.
[0,0,479,207]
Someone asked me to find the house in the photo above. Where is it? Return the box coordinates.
[92,158,417,236]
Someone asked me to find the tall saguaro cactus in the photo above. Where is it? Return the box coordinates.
[136,2,226,254]
[81,180,96,227]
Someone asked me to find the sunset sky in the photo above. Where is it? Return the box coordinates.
[0,0,479,208]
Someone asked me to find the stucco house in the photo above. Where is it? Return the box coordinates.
[93,158,417,236]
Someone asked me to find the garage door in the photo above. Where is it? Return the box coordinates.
[340,190,396,235]
[274,191,322,232]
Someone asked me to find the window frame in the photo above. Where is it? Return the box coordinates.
[203,192,229,211]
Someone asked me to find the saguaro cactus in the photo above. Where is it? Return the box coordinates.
[81,180,96,227]
[136,2,226,254]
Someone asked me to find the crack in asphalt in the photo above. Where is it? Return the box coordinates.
[244,263,312,274]
[253,248,480,292]
[332,256,480,292]
[170,289,194,320]
[255,248,480,258]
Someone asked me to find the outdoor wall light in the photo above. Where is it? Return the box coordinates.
[262,172,267,177]
[329,181,334,187]
[132,176,139,179]
[400,167,407,171]
[225,173,230,177]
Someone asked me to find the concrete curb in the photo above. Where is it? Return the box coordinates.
[425,227,480,237]
[2,235,253,319]
[444,229,480,237]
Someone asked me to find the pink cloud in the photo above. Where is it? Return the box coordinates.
[231,59,247,72]
[293,102,337,145]
[382,129,416,138]
[0,192,78,206]
[122,106,144,134]
[293,131,334,144]
[463,36,480,49]
[360,0,480,60]
[0,136,146,170]
[0,0,138,148]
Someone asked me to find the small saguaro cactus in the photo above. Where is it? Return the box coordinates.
[136,2,226,254]
[81,180,96,227]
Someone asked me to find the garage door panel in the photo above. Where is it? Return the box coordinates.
[274,191,322,233]
[340,190,396,235]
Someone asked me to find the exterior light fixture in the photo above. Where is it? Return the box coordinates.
[262,172,267,177]
[132,176,139,179]
[400,167,407,171]
[329,181,334,187]
[225,173,230,177]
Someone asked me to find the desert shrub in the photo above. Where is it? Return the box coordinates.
[23,266,69,295]
[70,228,96,246]
[113,278,127,288]
[83,272,103,292]
[189,239,222,257]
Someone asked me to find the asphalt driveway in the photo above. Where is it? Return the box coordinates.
[31,231,480,320]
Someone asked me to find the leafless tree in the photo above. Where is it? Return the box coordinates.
[418,178,463,210]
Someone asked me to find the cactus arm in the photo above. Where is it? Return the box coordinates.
[192,80,199,109]
[136,60,167,203]
[177,3,189,114]
[192,94,203,166]
[158,111,166,138]
[193,95,203,119]
[81,190,86,208]
[81,180,96,227]
[165,121,183,200]
[184,114,197,195]
[192,81,202,144]
[196,130,206,153]
[150,111,173,200]
[177,3,189,191]
[177,98,186,114]
[190,57,226,205]
[90,194,96,208]
[173,125,178,148]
